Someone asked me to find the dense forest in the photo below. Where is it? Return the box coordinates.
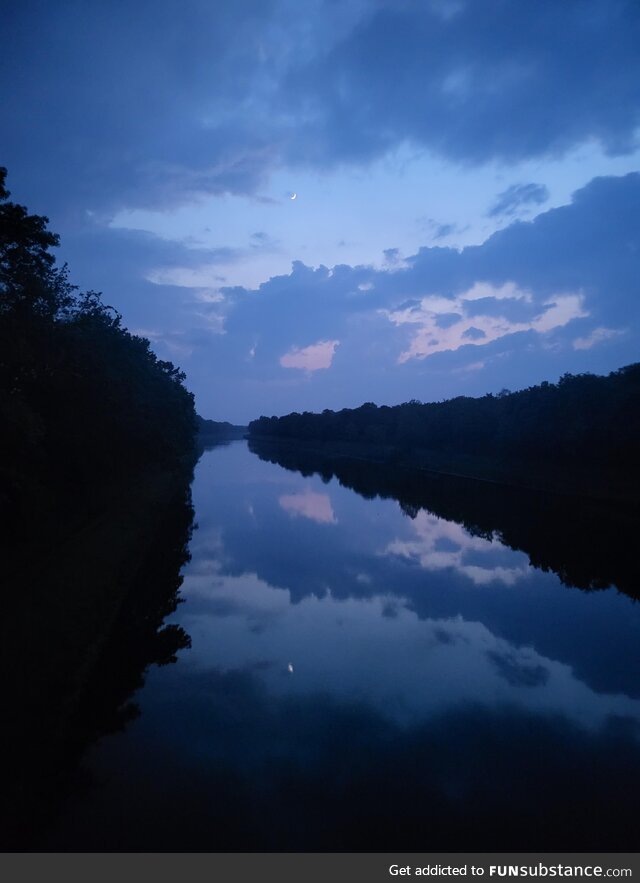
[249,367,640,501]
[0,167,198,540]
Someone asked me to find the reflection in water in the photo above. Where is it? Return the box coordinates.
[178,570,640,731]
[251,438,640,599]
[0,474,195,849]
[279,489,337,524]
[23,441,640,850]
[385,509,531,586]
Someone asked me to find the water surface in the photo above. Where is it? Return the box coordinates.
[43,441,640,850]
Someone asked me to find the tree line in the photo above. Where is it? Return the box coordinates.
[0,167,198,537]
[248,365,640,500]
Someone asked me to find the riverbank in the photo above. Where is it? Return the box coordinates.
[248,435,639,506]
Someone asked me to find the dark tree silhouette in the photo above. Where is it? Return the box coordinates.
[248,366,640,502]
[0,167,198,539]
[0,167,198,847]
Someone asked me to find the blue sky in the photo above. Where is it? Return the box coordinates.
[2,0,639,422]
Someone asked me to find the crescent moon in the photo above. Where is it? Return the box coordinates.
[290,192,297,200]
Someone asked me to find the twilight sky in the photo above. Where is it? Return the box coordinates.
[3,0,639,422]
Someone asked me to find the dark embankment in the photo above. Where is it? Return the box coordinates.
[248,366,640,503]
[0,168,198,847]
[249,437,640,601]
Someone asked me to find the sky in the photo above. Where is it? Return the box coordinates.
[2,0,640,423]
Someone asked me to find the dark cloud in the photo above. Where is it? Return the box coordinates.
[282,0,640,168]
[487,183,550,218]
[408,173,640,324]
[1,0,278,215]
[58,223,234,299]
[3,0,638,218]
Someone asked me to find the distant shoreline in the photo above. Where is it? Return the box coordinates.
[247,365,640,507]
[197,416,248,447]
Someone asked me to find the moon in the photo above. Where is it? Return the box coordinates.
[290,192,297,200]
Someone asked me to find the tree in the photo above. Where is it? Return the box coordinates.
[0,167,197,538]
[0,167,75,318]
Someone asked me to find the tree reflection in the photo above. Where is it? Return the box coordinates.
[0,471,195,849]
[249,438,640,599]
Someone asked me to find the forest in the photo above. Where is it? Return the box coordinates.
[0,167,198,541]
[248,365,640,502]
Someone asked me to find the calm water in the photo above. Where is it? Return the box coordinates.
[42,441,640,850]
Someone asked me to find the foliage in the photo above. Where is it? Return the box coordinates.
[0,167,197,533]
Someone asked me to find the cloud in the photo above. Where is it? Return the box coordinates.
[455,360,486,374]
[404,174,640,330]
[3,0,639,219]
[486,650,550,688]
[573,326,625,350]
[175,172,640,420]
[384,510,531,587]
[383,248,402,265]
[462,326,487,340]
[433,223,457,240]
[282,0,640,169]
[1,0,279,215]
[434,312,463,329]
[53,224,235,345]
[28,171,639,423]
[417,218,463,242]
[129,327,196,358]
[384,284,587,363]
[280,339,340,371]
[487,183,550,218]
[279,490,337,524]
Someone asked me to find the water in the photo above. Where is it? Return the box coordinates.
[40,441,640,850]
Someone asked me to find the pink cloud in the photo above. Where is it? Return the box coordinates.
[279,490,337,524]
[280,339,339,371]
[383,282,588,363]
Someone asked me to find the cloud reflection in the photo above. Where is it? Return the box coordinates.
[385,510,531,586]
[177,563,640,735]
[279,489,337,524]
